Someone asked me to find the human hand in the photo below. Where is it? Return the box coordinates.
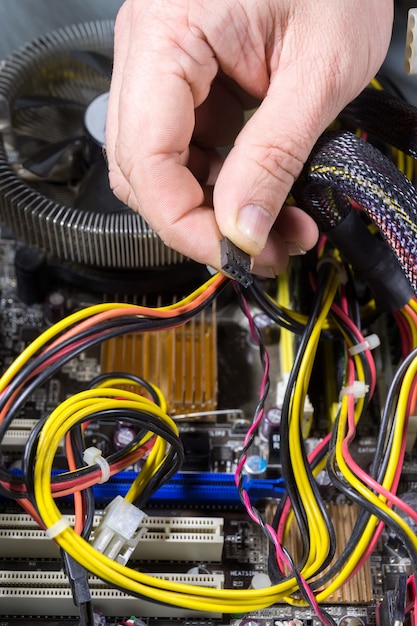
[106,0,393,277]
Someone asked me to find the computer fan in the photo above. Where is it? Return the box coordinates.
[0,20,186,272]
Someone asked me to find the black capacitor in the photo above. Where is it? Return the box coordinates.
[14,246,47,305]
[44,290,67,324]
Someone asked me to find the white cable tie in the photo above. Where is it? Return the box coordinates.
[405,8,417,75]
[83,446,111,484]
[348,333,380,356]
[45,516,70,539]
[339,381,369,401]
[316,256,347,283]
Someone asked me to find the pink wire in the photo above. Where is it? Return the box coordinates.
[330,300,377,397]
[340,324,413,580]
[235,290,334,626]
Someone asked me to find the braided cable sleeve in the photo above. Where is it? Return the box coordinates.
[295,130,417,301]
[341,87,417,158]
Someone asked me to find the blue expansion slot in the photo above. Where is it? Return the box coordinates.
[3,471,285,505]
[93,471,285,505]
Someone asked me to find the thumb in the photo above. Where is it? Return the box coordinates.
[213,70,338,260]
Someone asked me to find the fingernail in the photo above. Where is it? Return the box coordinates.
[237,204,274,249]
[286,242,307,256]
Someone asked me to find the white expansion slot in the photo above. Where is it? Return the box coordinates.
[0,513,224,561]
[2,419,39,450]
[0,569,224,617]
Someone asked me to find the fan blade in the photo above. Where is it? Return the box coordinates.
[13,134,49,152]
[14,95,84,110]
[74,159,128,213]
[22,136,85,177]
[70,50,113,79]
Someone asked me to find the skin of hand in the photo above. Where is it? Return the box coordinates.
[106,0,394,277]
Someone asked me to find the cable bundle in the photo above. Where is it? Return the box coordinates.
[2,81,417,625]
[296,87,417,303]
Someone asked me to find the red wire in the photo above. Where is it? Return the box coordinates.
[341,333,416,580]
[65,431,84,535]
[0,273,227,426]
[394,310,414,358]
[330,300,377,397]
[1,436,156,502]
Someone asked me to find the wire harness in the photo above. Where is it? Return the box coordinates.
[296,87,417,308]
[3,81,417,625]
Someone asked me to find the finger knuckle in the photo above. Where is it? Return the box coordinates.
[254,140,305,186]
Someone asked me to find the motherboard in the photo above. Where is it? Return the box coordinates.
[1,16,417,626]
[0,225,416,626]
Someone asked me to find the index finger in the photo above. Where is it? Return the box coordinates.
[106,6,224,267]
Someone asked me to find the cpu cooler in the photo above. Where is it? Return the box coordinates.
[0,20,188,278]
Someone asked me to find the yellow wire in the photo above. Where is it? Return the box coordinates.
[125,437,168,503]
[315,351,417,601]
[0,272,225,394]
[92,379,172,502]
[277,271,295,373]
[95,377,168,414]
[270,261,341,602]
[280,270,370,606]
[287,266,340,582]
[32,391,308,611]
[401,306,417,348]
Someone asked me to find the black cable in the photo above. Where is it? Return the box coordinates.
[61,549,95,626]
[16,408,183,506]
[341,87,417,158]
[86,372,162,406]
[326,426,417,570]
[341,264,363,331]
[308,346,417,589]
[277,263,338,574]
[295,128,416,308]
[248,279,305,334]
[134,444,184,507]
[0,277,226,442]
[365,345,417,481]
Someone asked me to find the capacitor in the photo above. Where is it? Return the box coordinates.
[339,618,364,626]
[113,423,137,451]
[239,619,263,626]
[260,406,281,441]
[247,313,280,347]
[187,565,210,575]
[44,290,67,324]
[244,454,267,477]
[14,245,47,305]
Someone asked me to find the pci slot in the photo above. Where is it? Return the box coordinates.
[0,513,224,561]
[0,570,224,617]
[2,419,39,450]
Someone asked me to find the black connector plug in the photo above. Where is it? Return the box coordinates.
[220,237,253,287]
[61,550,95,626]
